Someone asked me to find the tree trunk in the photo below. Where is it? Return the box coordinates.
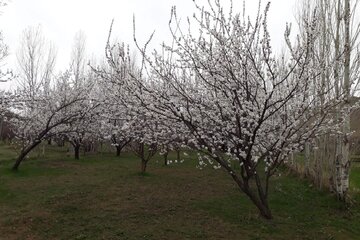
[115,139,131,157]
[333,0,351,202]
[257,201,272,219]
[245,187,272,219]
[116,145,121,157]
[176,149,180,161]
[164,151,168,166]
[74,144,80,160]
[252,195,272,219]
[304,142,311,177]
[12,140,42,171]
[131,141,157,173]
[317,137,324,189]
[335,114,351,201]
[213,154,273,219]
[235,178,273,219]
[338,0,351,201]
[333,0,341,197]
[141,158,147,173]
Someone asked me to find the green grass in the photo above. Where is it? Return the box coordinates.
[0,144,359,239]
[0,142,18,162]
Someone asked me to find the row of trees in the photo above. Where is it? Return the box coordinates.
[289,0,360,201]
[0,0,359,219]
[10,28,98,169]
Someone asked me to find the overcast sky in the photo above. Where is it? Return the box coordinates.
[0,0,298,88]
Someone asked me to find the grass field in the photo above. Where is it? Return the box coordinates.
[0,144,360,240]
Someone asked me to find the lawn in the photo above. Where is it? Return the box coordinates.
[0,144,359,240]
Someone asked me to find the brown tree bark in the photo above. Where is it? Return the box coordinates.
[12,140,42,171]
[141,158,148,173]
[164,151,168,166]
[74,144,80,160]
[116,145,122,157]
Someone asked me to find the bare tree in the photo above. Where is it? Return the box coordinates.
[16,26,57,99]
[295,0,360,200]
[70,30,87,88]
[0,0,12,108]
[0,31,11,116]
[0,31,11,83]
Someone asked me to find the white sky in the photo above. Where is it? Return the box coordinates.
[0,0,298,88]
